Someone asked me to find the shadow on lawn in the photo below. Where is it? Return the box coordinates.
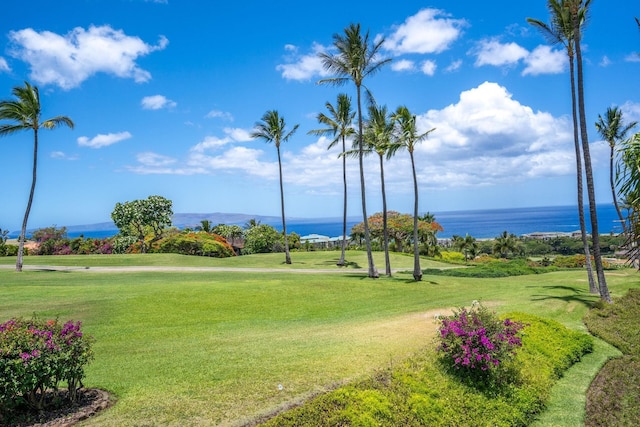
[528,284,598,308]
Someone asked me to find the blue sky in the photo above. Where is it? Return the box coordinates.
[1,0,638,230]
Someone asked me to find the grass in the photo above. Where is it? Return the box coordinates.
[0,251,638,426]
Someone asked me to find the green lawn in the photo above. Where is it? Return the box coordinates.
[0,252,637,426]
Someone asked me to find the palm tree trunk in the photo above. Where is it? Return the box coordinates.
[569,51,598,294]
[338,135,347,266]
[410,151,422,281]
[610,145,627,234]
[574,11,610,302]
[356,84,378,278]
[379,154,391,276]
[277,146,291,264]
[16,129,39,272]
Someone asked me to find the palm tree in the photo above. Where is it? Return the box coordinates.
[493,231,519,259]
[595,106,637,235]
[363,103,395,276]
[251,110,299,265]
[195,219,213,233]
[527,0,598,295]
[568,0,611,302]
[452,234,478,261]
[617,132,640,266]
[0,81,74,272]
[318,23,391,278]
[308,94,355,266]
[390,106,435,281]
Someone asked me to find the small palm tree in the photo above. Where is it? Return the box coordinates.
[363,103,395,276]
[390,106,435,281]
[452,234,478,261]
[318,23,391,278]
[195,219,213,233]
[493,231,519,259]
[0,81,74,272]
[595,106,637,235]
[308,94,355,266]
[251,110,299,264]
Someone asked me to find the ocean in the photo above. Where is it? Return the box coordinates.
[47,204,622,241]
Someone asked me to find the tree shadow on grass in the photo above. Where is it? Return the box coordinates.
[527,284,599,309]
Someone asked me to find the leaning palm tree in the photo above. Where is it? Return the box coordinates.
[390,106,435,281]
[318,23,391,278]
[0,81,74,272]
[527,0,599,295]
[308,94,355,266]
[595,106,637,235]
[251,110,299,265]
[363,103,395,276]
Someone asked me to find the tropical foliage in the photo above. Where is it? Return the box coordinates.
[111,195,173,254]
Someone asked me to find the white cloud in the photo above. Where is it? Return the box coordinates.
[624,52,640,63]
[445,60,462,72]
[421,60,437,76]
[522,45,565,75]
[50,151,78,160]
[124,82,586,196]
[0,57,10,72]
[141,95,176,110]
[599,55,612,67]
[206,110,234,121]
[77,131,132,148]
[190,128,253,153]
[391,59,416,72]
[384,8,467,55]
[276,43,331,81]
[621,101,640,124]
[8,25,168,89]
[407,81,577,189]
[473,38,528,67]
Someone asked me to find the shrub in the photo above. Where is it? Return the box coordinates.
[0,317,94,416]
[155,232,235,257]
[437,302,525,382]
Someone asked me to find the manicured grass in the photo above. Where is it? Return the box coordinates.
[0,251,452,270]
[0,252,637,426]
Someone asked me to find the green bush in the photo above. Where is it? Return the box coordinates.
[260,313,593,426]
[156,232,235,258]
[0,317,94,418]
[423,258,556,278]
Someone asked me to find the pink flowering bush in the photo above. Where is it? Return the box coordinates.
[437,302,525,383]
[0,317,94,414]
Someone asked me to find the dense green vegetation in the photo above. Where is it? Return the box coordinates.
[583,289,640,426]
[261,314,593,426]
[0,252,637,426]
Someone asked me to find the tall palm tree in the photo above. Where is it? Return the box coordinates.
[595,106,637,235]
[0,81,74,272]
[363,103,395,276]
[390,106,435,281]
[308,94,355,266]
[318,23,391,278]
[251,110,299,265]
[568,0,611,302]
[493,231,519,259]
[527,0,598,295]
